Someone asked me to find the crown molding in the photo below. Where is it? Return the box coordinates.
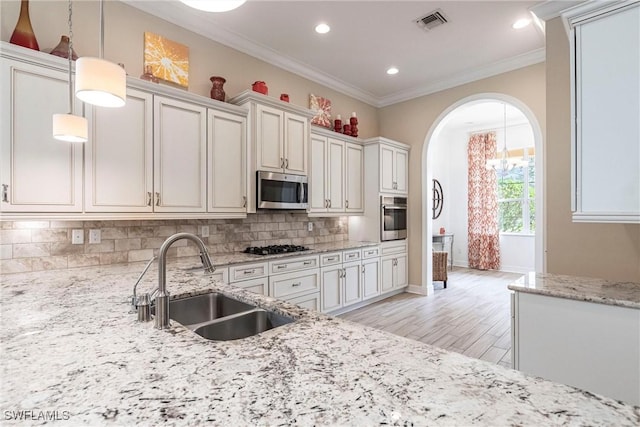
[121,1,546,109]
[376,48,546,108]
[530,0,589,21]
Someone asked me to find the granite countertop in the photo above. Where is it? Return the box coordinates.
[1,262,639,426]
[508,272,640,309]
[211,240,380,267]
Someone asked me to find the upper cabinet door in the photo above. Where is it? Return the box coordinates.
[571,3,640,223]
[309,133,328,213]
[0,59,82,212]
[283,112,308,175]
[380,145,395,193]
[395,148,408,194]
[153,96,207,213]
[327,138,345,212]
[256,104,284,172]
[345,143,364,212]
[85,88,153,212]
[208,109,246,213]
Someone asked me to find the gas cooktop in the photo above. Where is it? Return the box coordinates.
[244,245,310,256]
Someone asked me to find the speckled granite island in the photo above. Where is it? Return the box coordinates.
[1,262,638,426]
[509,273,640,407]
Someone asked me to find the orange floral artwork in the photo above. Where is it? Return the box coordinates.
[143,32,189,87]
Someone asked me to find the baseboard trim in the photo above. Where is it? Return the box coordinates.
[329,288,406,316]
[407,284,431,295]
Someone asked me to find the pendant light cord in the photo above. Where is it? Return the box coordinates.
[99,0,104,59]
[67,0,73,115]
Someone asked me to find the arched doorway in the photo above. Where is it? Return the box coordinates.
[421,93,544,294]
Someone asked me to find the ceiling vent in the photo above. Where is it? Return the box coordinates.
[416,9,448,31]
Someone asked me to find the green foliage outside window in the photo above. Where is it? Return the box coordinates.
[497,156,535,234]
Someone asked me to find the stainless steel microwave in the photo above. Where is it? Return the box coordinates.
[257,171,308,209]
[381,196,407,241]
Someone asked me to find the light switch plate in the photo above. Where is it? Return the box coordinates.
[89,229,101,244]
[72,229,84,245]
[308,222,313,232]
[201,225,210,238]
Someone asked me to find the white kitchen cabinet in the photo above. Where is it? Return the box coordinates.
[309,127,364,215]
[245,98,308,174]
[0,58,83,212]
[380,144,408,194]
[321,264,343,312]
[153,96,207,213]
[513,291,640,405]
[208,109,247,213]
[381,243,408,293]
[284,292,321,311]
[362,257,381,300]
[85,88,153,212]
[343,260,362,306]
[309,133,328,212]
[327,138,345,212]
[567,2,640,223]
[232,276,268,295]
[345,143,364,212]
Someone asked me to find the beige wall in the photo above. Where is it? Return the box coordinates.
[544,18,640,282]
[0,0,378,137]
[378,64,546,286]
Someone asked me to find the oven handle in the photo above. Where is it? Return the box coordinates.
[382,205,407,210]
[298,182,305,203]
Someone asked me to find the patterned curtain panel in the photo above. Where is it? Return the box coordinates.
[467,132,501,270]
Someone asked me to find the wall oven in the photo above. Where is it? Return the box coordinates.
[381,196,407,241]
[257,171,308,209]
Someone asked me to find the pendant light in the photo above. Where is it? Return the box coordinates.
[179,0,246,13]
[486,103,528,175]
[53,0,88,143]
[75,0,126,108]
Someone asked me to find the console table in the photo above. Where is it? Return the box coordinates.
[432,233,454,270]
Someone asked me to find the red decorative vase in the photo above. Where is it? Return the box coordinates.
[140,65,159,83]
[334,119,342,132]
[50,35,78,60]
[343,124,352,136]
[10,0,39,51]
[252,81,268,95]
[280,93,289,102]
[210,76,226,102]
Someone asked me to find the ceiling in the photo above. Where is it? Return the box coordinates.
[442,101,529,132]
[124,0,549,107]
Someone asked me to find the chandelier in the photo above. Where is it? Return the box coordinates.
[486,103,527,174]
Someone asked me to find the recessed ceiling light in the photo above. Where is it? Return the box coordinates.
[386,67,399,75]
[315,23,330,34]
[512,18,531,29]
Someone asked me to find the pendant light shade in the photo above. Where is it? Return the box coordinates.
[486,103,528,174]
[179,0,246,12]
[53,113,88,143]
[75,57,126,108]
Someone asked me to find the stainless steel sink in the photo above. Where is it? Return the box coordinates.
[153,292,295,341]
[193,309,294,341]
[165,293,255,327]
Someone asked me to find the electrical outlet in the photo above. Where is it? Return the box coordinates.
[89,229,101,244]
[72,229,84,245]
[307,222,313,232]
[201,225,210,238]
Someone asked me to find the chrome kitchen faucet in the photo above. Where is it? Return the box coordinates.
[155,233,215,329]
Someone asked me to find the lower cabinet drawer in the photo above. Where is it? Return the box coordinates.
[229,262,268,282]
[270,269,320,299]
[269,255,319,275]
[232,276,268,296]
[362,246,380,259]
[284,292,320,311]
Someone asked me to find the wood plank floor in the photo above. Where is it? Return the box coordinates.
[339,267,523,368]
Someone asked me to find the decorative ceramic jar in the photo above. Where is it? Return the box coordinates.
[349,112,359,138]
[140,65,159,83]
[10,0,39,51]
[252,81,268,95]
[210,76,226,102]
[343,124,352,136]
[50,35,77,60]
[280,93,289,102]
[334,115,342,133]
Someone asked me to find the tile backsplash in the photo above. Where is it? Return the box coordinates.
[0,213,348,274]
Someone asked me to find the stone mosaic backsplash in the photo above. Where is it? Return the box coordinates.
[0,213,348,274]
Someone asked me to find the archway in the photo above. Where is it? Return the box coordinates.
[421,93,545,294]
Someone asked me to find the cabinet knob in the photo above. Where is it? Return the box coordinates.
[155,192,160,206]
[147,192,152,206]
[362,265,365,274]
[277,264,287,269]
[280,157,284,168]
[345,200,349,209]
[242,196,247,208]
[2,184,8,203]
[285,158,289,169]
[292,282,301,287]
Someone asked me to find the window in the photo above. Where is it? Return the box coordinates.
[496,147,535,234]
